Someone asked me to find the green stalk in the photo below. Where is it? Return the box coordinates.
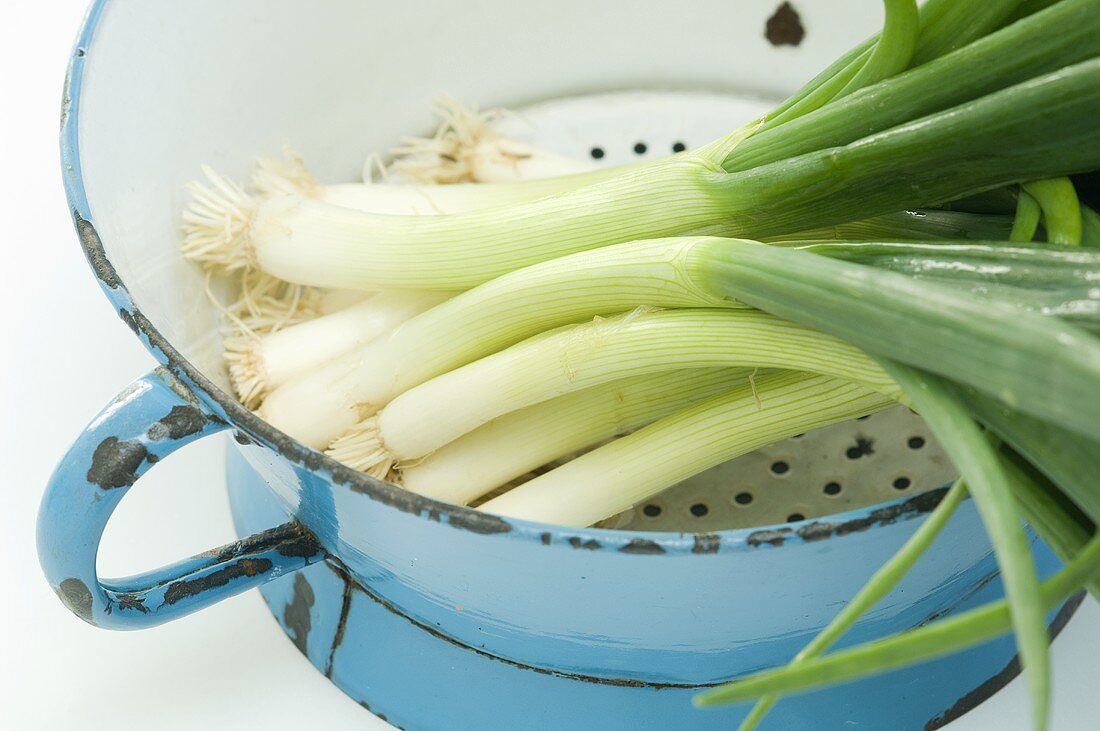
[881,363,1049,731]
[764,0,1026,128]
[794,241,1100,332]
[721,59,1100,239]
[936,188,1019,215]
[768,209,1014,242]
[1011,190,1042,242]
[787,241,1100,331]
[694,239,1100,438]
[738,480,969,731]
[790,241,1100,289]
[325,308,903,475]
[1082,206,1100,248]
[188,57,1100,293]
[258,238,742,449]
[959,388,1100,525]
[1023,178,1083,246]
[478,372,892,526]
[263,235,1098,449]
[999,448,1098,588]
[833,0,919,98]
[763,47,871,127]
[399,368,751,504]
[694,535,1100,707]
[724,0,1100,172]
[908,0,1027,65]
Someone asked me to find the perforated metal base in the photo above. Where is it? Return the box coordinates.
[492,91,956,533]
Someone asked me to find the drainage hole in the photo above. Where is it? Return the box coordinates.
[770,460,790,475]
[672,141,687,153]
[787,512,806,523]
[633,141,648,155]
[590,146,606,160]
[734,491,754,506]
[893,476,912,491]
[690,502,709,517]
[907,436,926,449]
[823,481,842,496]
[642,503,662,517]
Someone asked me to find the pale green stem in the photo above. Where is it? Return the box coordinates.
[739,480,968,730]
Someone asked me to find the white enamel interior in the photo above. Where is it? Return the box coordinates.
[73,0,941,531]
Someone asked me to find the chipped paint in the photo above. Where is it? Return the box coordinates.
[567,537,602,550]
[162,558,273,605]
[798,487,948,543]
[747,527,792,547]
[147,404,206,440]
[692,534,721,554]
[619,539,666,555]
[765,2,805,47]
[86,436,147,489]
[57,578,94,625]
[284,574,315,656]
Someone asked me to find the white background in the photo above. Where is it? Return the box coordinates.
[2,2,1099,729]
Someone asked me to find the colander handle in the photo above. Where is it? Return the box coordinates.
[37,368,325,630]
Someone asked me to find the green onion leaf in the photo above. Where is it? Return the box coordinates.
[694,535,1100,708]
[881,363,1049,731]
[733,480,968,731]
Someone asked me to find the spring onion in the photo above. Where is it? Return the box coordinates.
[698,240,1100,437]
[184,56,1100,291]
[882,363,1049,730]
[326,308,903,475]
[1021,178,1083,246]
[1011,190,1043,242]
[178,3,1100,725]
[693,534,1100,708]
[738,480,969,731]
[399,368,751,504]
[478,372,892,526]
[224,290,450,408]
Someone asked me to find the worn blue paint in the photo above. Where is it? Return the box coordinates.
[36,369,325,629]
[230,450,1069,730]
[38,0,1078,726]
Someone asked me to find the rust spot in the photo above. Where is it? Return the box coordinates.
[162,558,273,605]
[567,537,602,550]
[766,3,805,47]
[203,522,322,563]
[747,527,792,547]
[798,486,948,543]
[619,539,666,555]
[118,308,140,335]
[693,533,721,554]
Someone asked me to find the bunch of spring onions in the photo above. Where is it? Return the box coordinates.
[182,0,1100,728]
